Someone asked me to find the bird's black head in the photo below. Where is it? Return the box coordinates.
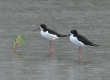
[33,24,47,32]
[71,30,78,36]
[40,24,47,31]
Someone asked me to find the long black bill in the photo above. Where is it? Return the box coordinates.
[62,34,70,38]
[66,34,71,37]
[33,28,40,32]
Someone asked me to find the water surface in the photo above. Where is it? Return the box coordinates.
[0,0,110,80]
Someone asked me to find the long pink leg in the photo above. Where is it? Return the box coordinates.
[51,41,54,53]
[49,41,52,52]
[78,47,81,59]
[49,41,54,53]
[78,47,83,60]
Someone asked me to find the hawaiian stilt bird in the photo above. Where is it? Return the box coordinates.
[69,30,99,60]
[33,24,68,53]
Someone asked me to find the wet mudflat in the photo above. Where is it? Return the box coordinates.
[0,0,110,80]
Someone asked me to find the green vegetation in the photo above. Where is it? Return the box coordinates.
[13,34,24,49]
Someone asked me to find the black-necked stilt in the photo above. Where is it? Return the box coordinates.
[33,24,68,53]
[69,30,99,60]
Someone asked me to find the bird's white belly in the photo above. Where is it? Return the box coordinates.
[41,31,59,40]
[70,35,84,47]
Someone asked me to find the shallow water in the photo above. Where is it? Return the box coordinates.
[0,0,110,80]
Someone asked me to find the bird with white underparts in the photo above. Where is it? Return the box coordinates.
[33,24,68,53]
[69,30,99,60]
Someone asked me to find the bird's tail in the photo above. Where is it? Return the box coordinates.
[92,43,100,47]
[61,34,70,37]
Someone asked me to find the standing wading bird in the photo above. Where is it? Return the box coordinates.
[33,24,68,53]
[69,30,99,60]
